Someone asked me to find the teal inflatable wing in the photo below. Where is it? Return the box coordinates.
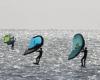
[68,33,85,60]
[28,36,42,49]
[23,35,44,55]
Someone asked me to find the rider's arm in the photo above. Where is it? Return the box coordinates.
[36,50,40,52]
[81,49,84,52]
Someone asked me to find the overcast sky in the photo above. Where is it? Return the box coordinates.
[0,0,100,30]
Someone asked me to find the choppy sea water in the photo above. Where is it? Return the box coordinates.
[0,29,100,80]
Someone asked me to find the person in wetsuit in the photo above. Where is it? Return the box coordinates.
[10,36,16,50]
[81,47,88,67]
[8,36,16,50]
[34,48,43,65]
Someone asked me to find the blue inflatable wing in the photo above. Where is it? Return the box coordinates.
[23,35,44,55]
[28,36,42,49]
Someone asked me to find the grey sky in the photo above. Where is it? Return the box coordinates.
[0,0,100,29]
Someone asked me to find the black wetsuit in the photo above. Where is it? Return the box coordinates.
[7,37,15,50]
[81,49,88,67]
[11,40,15,50]
[34,48,43,65]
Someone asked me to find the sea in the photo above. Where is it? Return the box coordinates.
[0,29,100,80]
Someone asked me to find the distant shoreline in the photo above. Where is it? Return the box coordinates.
[0,29,99,32]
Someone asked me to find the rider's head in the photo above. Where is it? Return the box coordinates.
[40,48,42,50]
[85,47,87,50]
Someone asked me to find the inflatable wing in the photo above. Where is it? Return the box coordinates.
[24,35,44,55]
[68,33,85,60]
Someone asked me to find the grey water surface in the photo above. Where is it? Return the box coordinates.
[0,30,100,80]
